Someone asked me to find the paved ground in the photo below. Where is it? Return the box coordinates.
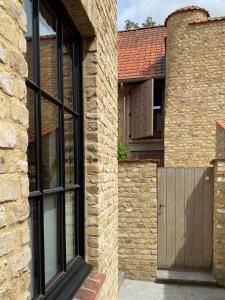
[119,279,225,300]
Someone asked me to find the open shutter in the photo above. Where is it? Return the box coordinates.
[130,79,154,139]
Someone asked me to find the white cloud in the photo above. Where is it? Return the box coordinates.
[118,0,225,29]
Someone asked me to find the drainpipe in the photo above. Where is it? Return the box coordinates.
[120,82,126,145]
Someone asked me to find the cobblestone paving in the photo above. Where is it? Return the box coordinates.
[119,279,225,300]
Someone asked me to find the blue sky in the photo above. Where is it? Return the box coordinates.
[118,0,225,30]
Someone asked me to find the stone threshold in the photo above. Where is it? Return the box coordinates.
[157,270,217,285]
[73,273,106,300]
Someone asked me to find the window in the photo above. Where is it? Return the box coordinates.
[24,0,91,298]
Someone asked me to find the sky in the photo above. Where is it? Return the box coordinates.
[118,0,225,30]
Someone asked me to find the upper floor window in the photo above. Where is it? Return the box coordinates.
[24,0,91,298]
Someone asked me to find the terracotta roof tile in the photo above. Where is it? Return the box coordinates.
[118,26,166,80]
[28,126,57,143]
[165,6,209,25]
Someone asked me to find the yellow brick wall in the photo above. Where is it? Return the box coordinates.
[213,124,225,286]
[216,124,225,158]
[118,160,157,281]
[0,0,30,299]
[62,1,118,299]
[0,0,118,299]
[213,159,225,286]
[165,9,225,167]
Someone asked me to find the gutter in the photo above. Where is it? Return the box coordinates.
[118,75,165,84]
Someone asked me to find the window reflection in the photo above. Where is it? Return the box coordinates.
[41,98,60,189]
[63,27,73,109]
[28,201,38,297]
[27,88,36,191]
[64,112,75,186]
[65,192,75,263]
[44,195,59,283]
[39,0,57,97]
[23,0,33,80]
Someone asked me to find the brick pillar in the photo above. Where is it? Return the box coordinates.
[213,159,225,286]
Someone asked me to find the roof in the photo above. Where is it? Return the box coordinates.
[28,126,56,143]
[165,6,209,25]
[118,26,166,80]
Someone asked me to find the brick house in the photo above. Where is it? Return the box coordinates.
[118,25,166,165]
[118,6,225,287]
[118,6,225,168]
[1,2,225,300]
[0,0,118,299]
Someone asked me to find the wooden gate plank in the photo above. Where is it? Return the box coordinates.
[157,167,213,271]
[157,168,167,268]
[203,168,213,268]
[184,168,195,268]
[194,168,204,269]
[166,168,176,268]
[175,168,185,268]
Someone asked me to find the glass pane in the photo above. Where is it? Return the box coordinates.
[63,27,73,109]
[41,98,60,189]
[23,0,33,80]
[27,88,36,191]
[64,112,75,186]
[28,201,37,297]
[65,192,75,263]
[44,195,58,283]
[39,0,57,97]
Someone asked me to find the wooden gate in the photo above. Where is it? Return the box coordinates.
[157,167,213,270]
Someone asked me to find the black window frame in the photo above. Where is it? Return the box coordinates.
[26,0,92,299]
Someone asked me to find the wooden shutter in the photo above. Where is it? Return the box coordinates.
[130,79,154,139]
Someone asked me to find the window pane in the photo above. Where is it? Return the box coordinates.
[64,112,75,186]
[65,192,75,263]
[41,98,60,189]
[24,0,33,80]
[44,195,59,283]
[28,201,38,297]
[39,0,57,97]
[63,27,73,109]
[27,88,36,191]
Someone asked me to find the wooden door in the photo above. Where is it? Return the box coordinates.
[157,167,213,270]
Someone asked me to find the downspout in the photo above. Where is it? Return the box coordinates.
[120,82,126,144]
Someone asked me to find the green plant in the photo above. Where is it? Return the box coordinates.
[124,16,156,30]
[124,19,139,30]
[118,143,129,161]
[142,16,156,28]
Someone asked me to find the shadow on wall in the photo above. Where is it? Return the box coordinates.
[141,54,166,78]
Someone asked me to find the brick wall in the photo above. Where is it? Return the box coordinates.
[0,0,30,299]
[0,0,118,299]
[212,159,225,286]
[118,160,157,281]
[216,121,225,158]
[62,1,118,299]
[165,8,225,167]
[212,120,225,286]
